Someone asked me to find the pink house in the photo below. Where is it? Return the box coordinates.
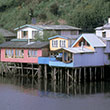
[0,39,49,64]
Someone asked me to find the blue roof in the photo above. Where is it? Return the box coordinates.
[14,24,43,31]
[48,35,69,40]
[72,33,106,48]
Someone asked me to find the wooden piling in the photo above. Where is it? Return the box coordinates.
[74,69,77,82]
[90,67,92,81]
[84,67,86,81]
[67,69,69,82]
[44,64,47,79]
[95,67,97,81]
[79,68,81,82]
[38,65,41,79]
[53,67,56,81]
[32,63,34,78]
[21,63,23,77]
[60,68,62,82]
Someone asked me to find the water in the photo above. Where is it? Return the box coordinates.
[0,76,110,110]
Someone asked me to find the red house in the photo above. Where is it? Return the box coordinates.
[0,39,49,63]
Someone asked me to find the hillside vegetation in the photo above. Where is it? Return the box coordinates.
[0,0,110,32]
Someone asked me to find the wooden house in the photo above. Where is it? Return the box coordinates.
[0,39,49,63]
[0,28,16,41]
[48,34,108,68]
[96,18,110,38]
[48,35,79,54]
[14,24,81,40]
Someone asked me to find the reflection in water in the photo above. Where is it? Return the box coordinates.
[0,76,110,97]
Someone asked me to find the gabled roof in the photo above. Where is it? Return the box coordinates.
[95,26,103,30]
[72,33,106,48]
[103,23,110,29]
[0,28,16,37]
[14,24,43,31]
[95,23,110,30]
[0,40,49,49]
[61,47,95,54]
[14,24,81,31]
[48,35,69,40]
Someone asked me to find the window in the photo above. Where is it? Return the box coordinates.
[52,40,58,47]
[102,32,106,38]
[28,50,37,57]
[56,31,61,35]
[32,31,38,38]
[79,39,90,47]
[15,49,24,58]
[60,40,66,47]
[22,31,28,38]
[5,49,14,58]
[71,31,77,35]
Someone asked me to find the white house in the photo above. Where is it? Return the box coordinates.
[14,24,81,40]
[96,18,110,38]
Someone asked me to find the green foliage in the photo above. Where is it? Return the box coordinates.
[0,33,5,44]
[0,0,109,32]
[34,31,57,41]
[49,2,59,15]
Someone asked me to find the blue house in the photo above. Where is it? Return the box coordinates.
[47,33,110,68]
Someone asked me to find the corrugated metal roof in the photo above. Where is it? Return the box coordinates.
[95,26,103,30]
[14,24,81,31]
[62,47,95,54]
[72,33,106,48]
[0,28,16,37]
[95,23,110,30]
[36,25,81,30]
[103,23,110,29]
[0,41,49,49]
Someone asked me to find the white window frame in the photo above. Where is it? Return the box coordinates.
[60,40,66,47]
[15,49,24,58]
[28,50,37,57]
[5,49,14,58]
[52,40,58,47]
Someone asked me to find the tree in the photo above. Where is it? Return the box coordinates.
[34,31,57,41]
[0,34,5,44]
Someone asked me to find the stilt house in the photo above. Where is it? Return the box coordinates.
[0,39,49,63]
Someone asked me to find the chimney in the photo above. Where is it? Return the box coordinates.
[108,17,110,24]
[32,17,36,24]
[81,42,84,50]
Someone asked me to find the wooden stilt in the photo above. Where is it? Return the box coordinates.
[95,67,97,81]
[101,67,103,80]
[44,65,47,79]
[60,68,62,82]
[102,66,104,80]
[79,68,81,82]
[67,69,69,82]
[90,67,92,81]
[72,69,74,82]
[74,69,77,82]
[53,68,56,81]
[21,63,23,77]
[84,67,86,81]
[38,65,41,79]
[32,63,34,78]
[44,80,47,92]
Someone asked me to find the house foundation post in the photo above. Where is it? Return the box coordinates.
[44,64,47,79]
